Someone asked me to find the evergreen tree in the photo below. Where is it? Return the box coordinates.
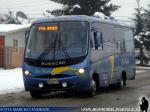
[0,11,18,24]
[143,5,150,58]
[50,0,119,16]
[143,5,150,31]
[133,8,144,35]
[134,5,150,64]
[133,7,144,64]
[0,10,29,24]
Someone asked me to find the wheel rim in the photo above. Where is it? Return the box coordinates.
[120,76,126,88]
[91,80,96,95]
[120,79,124,88]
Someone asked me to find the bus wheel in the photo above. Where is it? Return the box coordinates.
[117,74,126,89]
[30,91,43,98]
[87,79,97,97]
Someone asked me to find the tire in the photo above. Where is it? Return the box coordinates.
[86,79,97,97]
[116,76,126,89]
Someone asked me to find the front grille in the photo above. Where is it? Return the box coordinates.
[32,83,75,90]
[35,74,73,78]
[44,83,73,90]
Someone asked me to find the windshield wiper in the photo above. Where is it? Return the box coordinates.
[58,32,70,59]
[52,23,61,60]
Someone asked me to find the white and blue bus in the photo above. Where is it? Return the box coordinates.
[23,16,135,98]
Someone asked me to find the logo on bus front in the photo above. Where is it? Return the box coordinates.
[41,61,66,66]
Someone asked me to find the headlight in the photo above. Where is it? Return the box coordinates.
[78,68,85,74]
[24,70,31,76]
[62,82,67,87]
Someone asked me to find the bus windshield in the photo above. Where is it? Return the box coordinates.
[25,22,89,60]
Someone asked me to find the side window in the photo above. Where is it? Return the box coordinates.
[93,32,103,50]
[101,24,115,43]
[122,39,126,52]
[114,27,125,53]
[116,41,121,53]
[124,29,134,53]
[92,22,103,50]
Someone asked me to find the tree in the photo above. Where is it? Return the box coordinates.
[133,0,145,65]
[143,5,150,59]
[135,32,150,64]
[133,8,144,35]
[143,5,150,31]
[0,10,28,24]
[133,8,145,64]
[50,0,119,16]
[0,10,17,24]
[134,4,150,65]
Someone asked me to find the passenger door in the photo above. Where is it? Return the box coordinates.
[90,22,109,87]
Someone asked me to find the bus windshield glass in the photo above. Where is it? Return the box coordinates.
[25,22,89,60]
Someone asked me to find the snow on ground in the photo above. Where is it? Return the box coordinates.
[136,70,147,74]
[136,66,150,74]
[136,66,150,70]
[0,68,24,95]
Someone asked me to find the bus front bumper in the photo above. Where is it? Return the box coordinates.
[23,76,91,92]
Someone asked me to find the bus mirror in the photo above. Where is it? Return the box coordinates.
[94,32,102,49]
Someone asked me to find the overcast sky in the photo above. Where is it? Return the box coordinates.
[0,0,150,21]
[112,0,150,21]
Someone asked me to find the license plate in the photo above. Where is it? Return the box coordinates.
[47,80,59,84]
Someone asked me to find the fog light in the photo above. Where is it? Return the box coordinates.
[39,83,44,88]
[24,70,31,76]
[78,68,85,74]
[62,82,67,87]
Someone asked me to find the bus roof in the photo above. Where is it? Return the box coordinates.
[33,15,133,29]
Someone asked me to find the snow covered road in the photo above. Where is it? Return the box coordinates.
[0,68,24,94]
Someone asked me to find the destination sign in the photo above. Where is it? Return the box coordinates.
[38,26,58,31]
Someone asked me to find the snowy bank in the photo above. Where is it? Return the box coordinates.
[0,68,24,94]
